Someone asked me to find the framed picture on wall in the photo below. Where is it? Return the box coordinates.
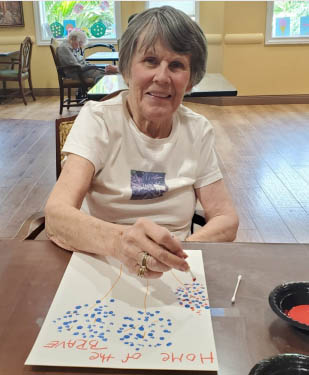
[0,1,24,27]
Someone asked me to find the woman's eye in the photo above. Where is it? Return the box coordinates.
[144,57,157,65]
[170,61,184,70]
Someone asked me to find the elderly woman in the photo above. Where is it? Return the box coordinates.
[57,29,105,81]
[45,6,239,279]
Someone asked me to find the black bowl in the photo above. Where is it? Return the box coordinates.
[269,282,309,331]
[249,353,309,374]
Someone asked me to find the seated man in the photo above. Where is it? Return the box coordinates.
[57,29,105,83]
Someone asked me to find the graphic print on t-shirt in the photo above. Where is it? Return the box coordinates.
[130,170,168,200]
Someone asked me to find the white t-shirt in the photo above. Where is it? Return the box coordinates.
[62,91,222,240]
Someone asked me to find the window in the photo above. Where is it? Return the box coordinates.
[33,1,121,46]
[147,1,199,23]
[266,1,309,44]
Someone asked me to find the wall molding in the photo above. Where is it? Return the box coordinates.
[206,34,223,45]
[184,94,309,106]
[224,33,264,45]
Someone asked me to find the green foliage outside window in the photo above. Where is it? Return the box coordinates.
[45,1,115,38]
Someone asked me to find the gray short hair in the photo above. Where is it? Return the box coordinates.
[119,6,207,87]
[68,29,87,47]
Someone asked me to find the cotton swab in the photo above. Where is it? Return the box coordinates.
[188,268,196,282]
[231,274,242,304]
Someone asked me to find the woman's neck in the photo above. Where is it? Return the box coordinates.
[126,98,172,139]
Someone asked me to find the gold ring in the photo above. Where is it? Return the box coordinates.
[141,251,150,268]
[137,265,146,278]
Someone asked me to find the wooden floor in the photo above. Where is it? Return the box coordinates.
[1,96,309,243]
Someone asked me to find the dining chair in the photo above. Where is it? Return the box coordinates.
[0,36,35,105]
[50,38,95,115]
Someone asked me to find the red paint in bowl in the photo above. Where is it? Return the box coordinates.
[287,304,309,326]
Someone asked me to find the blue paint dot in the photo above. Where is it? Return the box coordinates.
[138,326,144,331]
[160,337,165,340]
[110,299,115,302]
[136,333,143,338]
[96,300,101,303]
[167,342,172,346]
[77,325,83,329]
[96,318,102,322]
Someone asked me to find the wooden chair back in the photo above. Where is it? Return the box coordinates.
[55,115,77,179]
[50,38,65,80]
[19,36,32,74]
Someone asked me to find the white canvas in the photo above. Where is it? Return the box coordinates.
[25,250,218,371]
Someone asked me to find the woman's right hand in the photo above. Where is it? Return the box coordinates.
[114,218,189,279]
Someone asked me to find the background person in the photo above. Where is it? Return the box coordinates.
[57,29,105,82]
[45,6,239,279]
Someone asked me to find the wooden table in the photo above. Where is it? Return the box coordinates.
[0,51,19,57]
[0,50,19,62]
[85,52,119,63]
[1,240,309,375]
[87,73,237,101]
